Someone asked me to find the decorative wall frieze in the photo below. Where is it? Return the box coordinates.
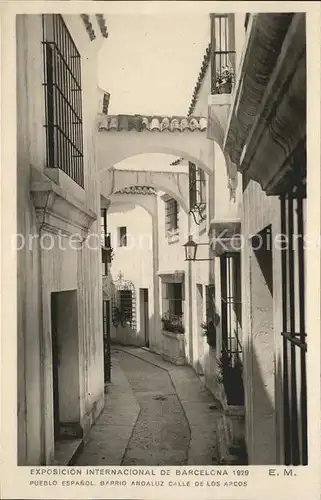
[224,13,306,195]
[30,167,97,241]
[97,114,207,133]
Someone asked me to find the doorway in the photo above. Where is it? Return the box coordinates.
[139,288,149,347]
[103,300,111,382]
[51,291,81,442]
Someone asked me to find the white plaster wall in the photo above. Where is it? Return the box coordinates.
[242,179,282,465]
[17,14,105,464]
[108,204,154,347]
[234,14,247,75]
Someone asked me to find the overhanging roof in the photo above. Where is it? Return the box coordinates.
[224,13,306,195]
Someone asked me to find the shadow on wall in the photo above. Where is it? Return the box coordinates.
[202,334,280,465]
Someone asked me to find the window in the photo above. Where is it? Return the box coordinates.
[112,277,137,330]
[42,14,84,187]
[280,170,307,466]
[210,14,236,94]
[220,252,242,363]
[118,226,127,247]
[165,198,179,234]
[119,290,133,323]
[161,282,184,332]
[189,162,207,225]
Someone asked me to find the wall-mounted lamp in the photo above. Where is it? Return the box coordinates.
[183,235,212,262]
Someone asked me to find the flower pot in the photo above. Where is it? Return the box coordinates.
[218,82,232,94]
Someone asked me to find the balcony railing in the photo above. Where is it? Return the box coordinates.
[210,14,236,95]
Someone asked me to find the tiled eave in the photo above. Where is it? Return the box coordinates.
[115,186,156,195]
[80,14,108,41]
[187,43,211,117]
[97,115,207,132]
[224,13,306,195]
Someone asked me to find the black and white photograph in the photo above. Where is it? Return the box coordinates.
[1,1,320,499]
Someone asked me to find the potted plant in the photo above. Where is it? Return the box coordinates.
[215,65,235,94]
[161,312,185,334]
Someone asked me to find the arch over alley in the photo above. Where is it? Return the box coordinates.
[97,114,213,176]
[101,168,189,213]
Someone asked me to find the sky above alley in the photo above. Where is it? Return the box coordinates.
[98,14,210,117]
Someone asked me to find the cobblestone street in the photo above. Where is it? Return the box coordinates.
[75,347,223,466]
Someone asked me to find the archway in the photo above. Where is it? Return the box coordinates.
[107,194,163,353]
[101,165,190,213]
[97,115,213,176]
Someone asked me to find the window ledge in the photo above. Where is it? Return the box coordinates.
[157,270,185,283]
[162,329,185,339]
[30,166,97,241]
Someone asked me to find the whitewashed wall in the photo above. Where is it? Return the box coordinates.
[16,14,105,465]
[107,203,155,347]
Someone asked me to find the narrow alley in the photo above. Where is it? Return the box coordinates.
[75,347,222,466]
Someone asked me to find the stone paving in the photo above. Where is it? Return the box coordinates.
[75,346,223,466]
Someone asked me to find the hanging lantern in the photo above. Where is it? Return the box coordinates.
[183,235,198,261]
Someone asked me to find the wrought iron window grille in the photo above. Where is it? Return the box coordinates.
[112,273,136,330]
[161,282,184,333]
[101,209,113,275]
[42,14,84,187]
[280,171,307,466]
[189,162,207,225]
[210,14,236,95]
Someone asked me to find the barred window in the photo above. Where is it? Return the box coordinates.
[220,252,242,363]
[119,290,133,323]
[101,209,112,274]
[165,198,179,233]
[42,14,84,187]
[112,277,137,330]
[161,282,184,333]
[210,14,236,94]
[162,282,183,316]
